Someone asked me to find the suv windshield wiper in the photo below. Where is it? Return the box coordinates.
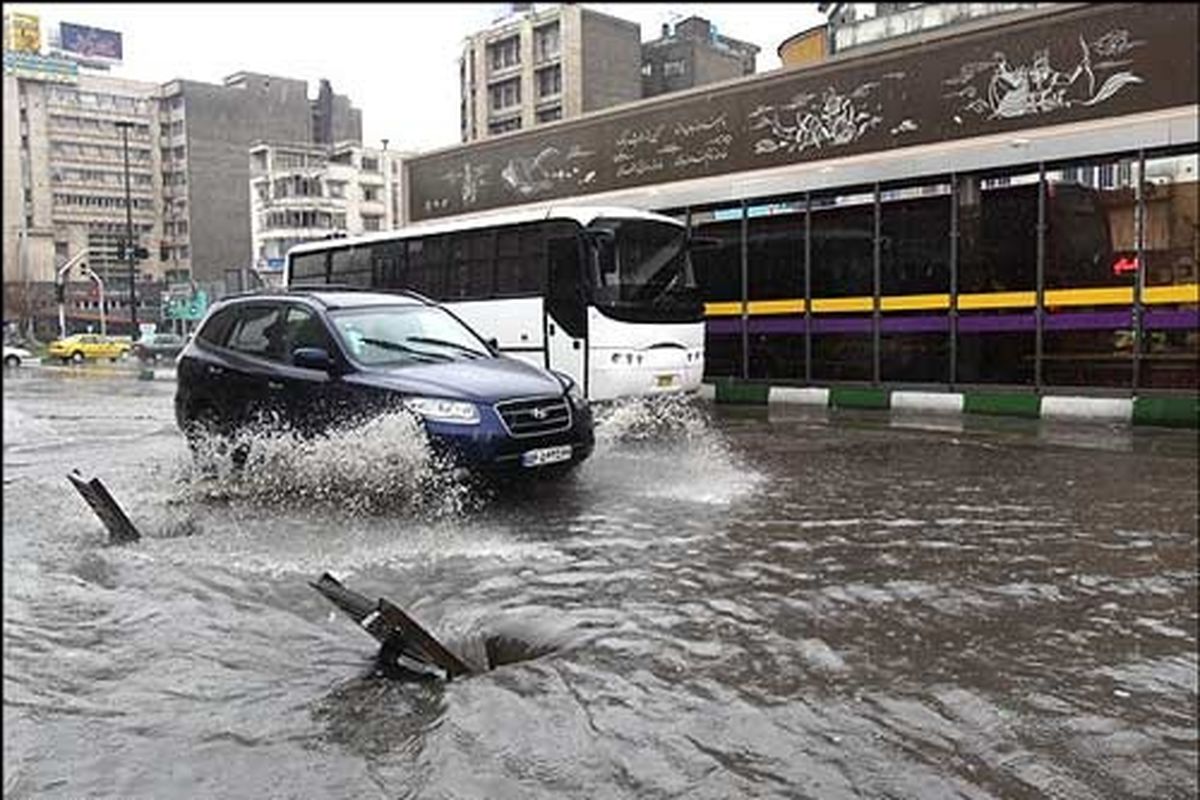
[404,336,488,359]
[359,337,452,363]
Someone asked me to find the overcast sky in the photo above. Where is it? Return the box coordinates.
[14,3,826,153]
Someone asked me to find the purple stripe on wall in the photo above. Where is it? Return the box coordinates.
[881,316,950,334]
[1044,310,1132,331]
[954,314,1036,334]
[706,309,1197,337]
[1144,309,1200,330]
[811,317,873,334]
[707,319,742,335]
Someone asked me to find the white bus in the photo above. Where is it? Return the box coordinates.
[284,206,705,401]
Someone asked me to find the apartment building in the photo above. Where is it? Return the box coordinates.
[4,71,164,288]
[249,140,406,284]
[641,16,759,99]
[459,4,641,142]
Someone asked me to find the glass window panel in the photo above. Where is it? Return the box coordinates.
[1140,150,1198,390]
[880,181,951,383]
[691,208,744,379]
[956,168,1041,386]
[1043,155,1137,388]
[746,201,806,381]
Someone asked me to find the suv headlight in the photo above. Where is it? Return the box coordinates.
[404,397,480,425]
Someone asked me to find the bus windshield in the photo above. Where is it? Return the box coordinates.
[587,218,703,323]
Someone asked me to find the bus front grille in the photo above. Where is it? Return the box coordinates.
[495,397,571,438]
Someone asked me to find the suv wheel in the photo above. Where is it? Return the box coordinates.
[71,351,85,364]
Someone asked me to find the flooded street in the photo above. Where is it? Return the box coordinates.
[3,368,1197,799]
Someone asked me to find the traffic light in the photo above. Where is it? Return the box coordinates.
[115,240,149,261]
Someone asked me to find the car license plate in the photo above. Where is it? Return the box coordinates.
[521,445,572,467]
[655,374,676,387]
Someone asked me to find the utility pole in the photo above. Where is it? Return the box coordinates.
[115,120,139,340]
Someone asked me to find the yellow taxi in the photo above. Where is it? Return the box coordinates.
[48,334,131,364]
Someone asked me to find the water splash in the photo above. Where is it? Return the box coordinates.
[588,394,764,504]
[175,410,476,518]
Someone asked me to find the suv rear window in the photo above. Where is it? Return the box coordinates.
[196,306,240,347]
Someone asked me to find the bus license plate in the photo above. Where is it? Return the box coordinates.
[522,445,572,468]
[656,374,676,387]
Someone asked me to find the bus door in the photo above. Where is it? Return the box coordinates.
[545,234,588,395]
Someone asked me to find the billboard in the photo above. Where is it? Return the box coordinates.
[5,12,41,53]
[58,22,122,62]
[3,51,79,84]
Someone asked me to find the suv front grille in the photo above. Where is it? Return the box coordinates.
[495,396,571,438]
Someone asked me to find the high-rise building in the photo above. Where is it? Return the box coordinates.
[4,70,163,290]
[249,140,408,285]
[158,72,362,290]
[640,16,759,99]
[459,4,641,142]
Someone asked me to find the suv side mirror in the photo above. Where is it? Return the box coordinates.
[485,337,499,355]
[293,347,335,371]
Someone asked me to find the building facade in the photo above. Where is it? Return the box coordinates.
[3,45,362,336]
[459,4,641,142]
[249,140,406,284]
[641,16,759,99]
[159,72,362,291]
[407,3,1198,397]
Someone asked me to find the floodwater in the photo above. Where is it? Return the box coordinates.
[3,367,1197,799]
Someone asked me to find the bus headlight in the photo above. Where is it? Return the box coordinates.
[404,397,480,425]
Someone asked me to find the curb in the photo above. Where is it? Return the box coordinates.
[706,380,1198,430]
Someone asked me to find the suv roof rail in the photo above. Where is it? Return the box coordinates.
[214,284,436,306]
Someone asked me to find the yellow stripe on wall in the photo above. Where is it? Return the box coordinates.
[705,302,743,316]
[704,284,1198,317]
[1145,283,1199,305]
[747,299,806,315]
[957,291,1037,310]
[880,293,951,311]
[811,296,873,313]
[1045,286,1132,306]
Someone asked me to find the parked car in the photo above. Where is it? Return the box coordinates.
[174,288,595,478]
[132,332,186,363]
[47,334,130,364]
[3,344,33,368]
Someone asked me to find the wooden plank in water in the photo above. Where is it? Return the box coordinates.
[67,472,142,544]
[311,572,475,678]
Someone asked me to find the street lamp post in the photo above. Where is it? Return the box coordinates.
[115,120,139,340]
[82,265,107,336]
[55,251,89,339]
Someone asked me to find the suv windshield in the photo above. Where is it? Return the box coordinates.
[330,305,491,366]
[587,218,703,323]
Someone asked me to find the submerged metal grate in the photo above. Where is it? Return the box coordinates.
[494,396,571,438]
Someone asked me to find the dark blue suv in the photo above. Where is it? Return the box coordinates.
[175,289,594,477]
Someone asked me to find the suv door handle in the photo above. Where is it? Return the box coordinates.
[206,364,224,375]
[268,380,284,390]
[548,323,556,336]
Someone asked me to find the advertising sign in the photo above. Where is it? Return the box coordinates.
[58,22,122,61]
[3,51,79,84]
[5,12,41,54]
